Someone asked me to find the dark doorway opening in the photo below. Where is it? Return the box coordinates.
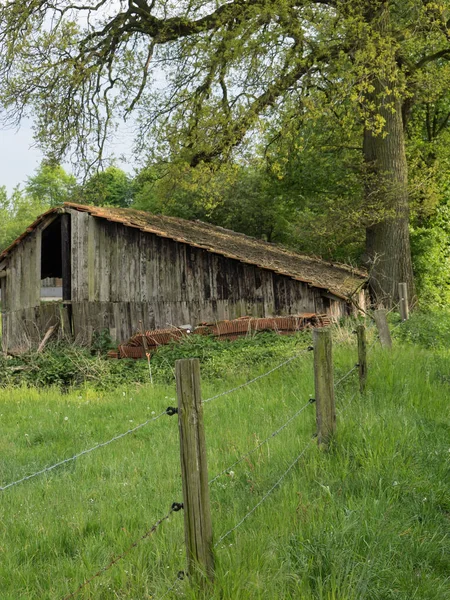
[41,217,63,301]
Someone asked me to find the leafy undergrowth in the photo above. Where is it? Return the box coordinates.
[0,329,313,390]
[392,307,450,349]
[0,322,449,599]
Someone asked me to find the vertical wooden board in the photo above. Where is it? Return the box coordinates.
[130,231,140,303]
[26,234,35,308]
[97,223,110,302]
[15,249,23,311]
[70,210,90,302]
[139,231,148,302]
[261,270,275,316]
[159,238,170,302]
[148,235,157,300]
[6,253,14,312]
[129,302,141,337]
[88,216,100,302]
[185,245,197,304]
[71,302,80,341]
[70,210,79,301]
[124,302,133,341]
[19,243,29,310]
[116,227,130,302]
[79,213,90,301]
[18,241,27,310]
[1,311,7,353]
[116,226,126,301]
[314,291,327,315]
[118,225,128,301]
[1,274,7,313]
[273,275,288,315]
[112,302,121,339]
[142,301,156,330]
[168,239,179,302]
[177,244,187,302]
[61,213,72,302]
[210,254,220,301]
[33,229,42,307]
[163,238,176,302]
[109,223,119,302]
[118,303,126,341]
[153,300,164,329]
[284,279,294,314]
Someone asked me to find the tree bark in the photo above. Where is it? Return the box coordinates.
[362,2,415,308]
[363,93,415,307]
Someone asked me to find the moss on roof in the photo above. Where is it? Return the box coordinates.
[0,202,367,299]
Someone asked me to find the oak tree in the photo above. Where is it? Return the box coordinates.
[2,0,450,304]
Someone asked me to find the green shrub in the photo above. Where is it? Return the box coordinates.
[392,309,450,349]
[0,330,313,390]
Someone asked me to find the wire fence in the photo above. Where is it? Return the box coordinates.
[214,436,315,548]
[62,502,184,600]
[209,397,314,485]
[0,409,171,492]
[2,315,407,599]
[202,345,313,405]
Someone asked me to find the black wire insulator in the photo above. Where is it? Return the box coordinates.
[309,398,316,403]
[171,502,184,512]
[166,406,178,416]
[307,345,314,351]
[177,571,186,580]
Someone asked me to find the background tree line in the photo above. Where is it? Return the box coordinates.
[2,85,450,310]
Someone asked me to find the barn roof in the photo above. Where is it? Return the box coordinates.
[0,202,367,300]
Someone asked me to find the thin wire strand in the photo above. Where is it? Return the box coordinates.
[209,398,314,485]
[214,437,314,547]
[157,573,186,600]
[1,410,167,492]
[334,364,358,388]
[336,388,360,415]
[62,504,182,600]
[202,347,312,405]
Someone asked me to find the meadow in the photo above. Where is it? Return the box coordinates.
[0,322,449,599]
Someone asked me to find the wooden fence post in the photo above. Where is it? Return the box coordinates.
[175,358,214,585]
[313,328,336,447]
[373,309,392,349]
[398,283,409,321]
[356,324,367,394]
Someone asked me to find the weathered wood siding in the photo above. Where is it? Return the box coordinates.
[66,211,351,342]
[1,209,360,351]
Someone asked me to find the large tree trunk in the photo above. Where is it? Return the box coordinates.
[362,1,415,308]
[363,94,415,307]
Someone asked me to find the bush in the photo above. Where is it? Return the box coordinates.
[0,330,313,390]
[392,309,450,349]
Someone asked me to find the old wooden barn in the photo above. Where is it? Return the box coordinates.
[0,203,367,352]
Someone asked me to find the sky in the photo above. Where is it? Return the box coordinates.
[0,117,136,194]
[0,120,44,193]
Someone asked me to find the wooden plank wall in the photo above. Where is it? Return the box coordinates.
[5,227,41,313]
[1,210,354,351]
[65,212,350,343]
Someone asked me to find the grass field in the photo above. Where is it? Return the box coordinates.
[0,326,449,599]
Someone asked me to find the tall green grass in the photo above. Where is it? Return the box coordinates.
[0,329,449,599]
